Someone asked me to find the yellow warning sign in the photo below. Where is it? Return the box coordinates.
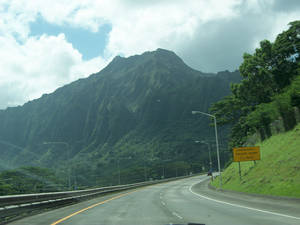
[233,146,260,162]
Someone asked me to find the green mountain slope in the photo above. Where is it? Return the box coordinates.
[0,48,241,186]
[212,123,300,198]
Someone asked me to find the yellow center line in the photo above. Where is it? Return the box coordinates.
[51,189,140,225]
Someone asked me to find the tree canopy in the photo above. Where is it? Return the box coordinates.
[210,21,300,147]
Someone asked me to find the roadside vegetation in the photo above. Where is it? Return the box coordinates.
[210,21,300,148]
[210,21,300,197]
[212,123,300,198]
[0,166,65,195]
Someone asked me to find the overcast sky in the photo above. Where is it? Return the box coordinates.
[0,0,299,109]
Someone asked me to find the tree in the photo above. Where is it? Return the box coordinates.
[210,21,300,147]
[272,21,300,89]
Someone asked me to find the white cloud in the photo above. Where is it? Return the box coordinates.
[0,33,108,109]
[70,56,109,80]
[2,0,242,55]
[103,0,241,57]
[0,0,300,109]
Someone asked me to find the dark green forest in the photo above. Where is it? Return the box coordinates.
[211,21,300,148]
[0,166,65,195]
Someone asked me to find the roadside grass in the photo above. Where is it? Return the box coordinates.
[212,123,300,198]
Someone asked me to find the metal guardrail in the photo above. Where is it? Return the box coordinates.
[0,174,197,224]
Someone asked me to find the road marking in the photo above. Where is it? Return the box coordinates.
[161,201,166,206]
[50,176,200,225]
[172,212,183,219]
[189,183,300,221]
[51,190,138,225]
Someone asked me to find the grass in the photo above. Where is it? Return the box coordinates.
[212,123,300,198]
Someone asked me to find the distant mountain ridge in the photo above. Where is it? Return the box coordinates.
[0,48,241,186]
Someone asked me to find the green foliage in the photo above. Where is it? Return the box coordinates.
[239,40,277,104]
[0,166,65,195]
[212,123,300,198]
[274,92,296,131]
[211,20,300,147]
[272,21,300,88]
[290,75,300,107]
[0,49,241,188]
[245,102,279,140]
[210,95,243,125]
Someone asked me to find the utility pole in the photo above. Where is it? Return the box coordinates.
[192,111,222,189]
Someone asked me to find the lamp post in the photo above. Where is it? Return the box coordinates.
[161,158,172,179]
[195,140,212,171]
[144,157,147,182]
[43,141,71,190]
[117,156,132,185]
[192,110,222,189]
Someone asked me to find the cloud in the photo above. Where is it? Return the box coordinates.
[0,33,107,109]
[176,2,300,72]
[103,0,241,58]
[102,0,300,72]
[0,0,300,109]
[271,0,300,13]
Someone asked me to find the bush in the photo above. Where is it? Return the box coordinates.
[275,93,297,131]
[290,76,300,108]
[246,103,279,140]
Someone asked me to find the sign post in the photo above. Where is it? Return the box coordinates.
[233,146,260,162]
[238,162,241,181]
[232,146,260,180]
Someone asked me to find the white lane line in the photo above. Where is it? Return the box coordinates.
[172,212,183,219]
[160,196,162,199]
[189,183,300,220]
[161,201,166,206]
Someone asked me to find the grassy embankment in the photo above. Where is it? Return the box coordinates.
[212,123,300,198]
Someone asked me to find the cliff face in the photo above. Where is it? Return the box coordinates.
[0,49,241,185]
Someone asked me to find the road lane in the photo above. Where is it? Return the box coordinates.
[163,177,300,225]
[190,181,300,220]
[9,175,300,225]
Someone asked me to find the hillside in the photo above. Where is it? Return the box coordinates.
[0,48,241,187]
[212,123,300,198]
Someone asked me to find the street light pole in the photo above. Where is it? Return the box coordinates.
[192,111,222,189]
[196,140,212,171]
[143,150,147,182]
[117,159,121,185]
[208,143,212,171]
[144,162,147,181]
[213,116,222,188]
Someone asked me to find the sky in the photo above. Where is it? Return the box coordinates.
[0,0,299,109]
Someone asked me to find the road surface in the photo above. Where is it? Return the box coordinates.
[9,175,300,225]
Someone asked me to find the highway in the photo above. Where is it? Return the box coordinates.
[9,175,300,225]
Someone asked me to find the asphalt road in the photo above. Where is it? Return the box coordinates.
[9,175,300,225]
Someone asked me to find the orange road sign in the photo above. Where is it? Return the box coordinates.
[233,146,260,162]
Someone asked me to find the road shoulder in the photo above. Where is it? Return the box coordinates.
[190,178,300,218]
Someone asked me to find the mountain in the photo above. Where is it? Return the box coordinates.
[0,48,241,186]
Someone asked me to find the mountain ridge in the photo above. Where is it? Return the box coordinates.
[0,48,241,186]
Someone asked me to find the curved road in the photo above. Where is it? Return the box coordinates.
[9,175,300,225]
